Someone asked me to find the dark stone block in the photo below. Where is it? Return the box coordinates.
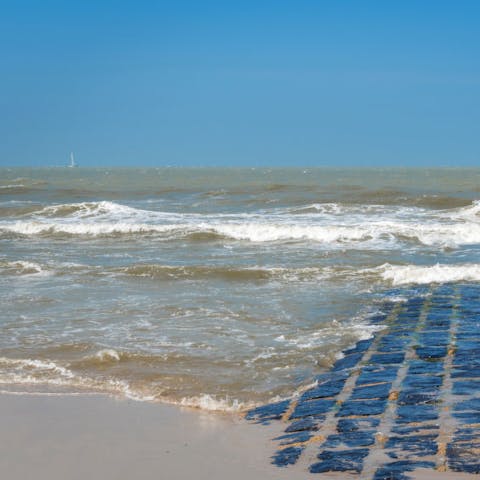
[407,359,444,375]
[407,296,427,307]
[456,332,480,341]
[285,416,320,433]
[315,370,349,383]
[357,365,399,385]
[275,430,312,445]
[301,380,345,400]
[452,355,480,368]
[452,411,480,424]
[377,334,410,352]
[452,367,480,379]
[245,399,290,422]
[453,380,480,396]
[369,352,405,365]
[337,417,380,433]
[351,382,392,400]
[310,448,369,473]
[388,326,416,337]
[324,430,375,448]
[394,315,419,327]
[454,428,480,441]
[337,399,387,417]
[454,340,480,350]
[402,375,442,389]
[386,435,438,458]
[374,461,435,480]
[455,398,480,412]
[291,398,336,419]
[447,444,480,474]
[332,352,364,371]
[272,446,304,467]
[397,389,439,405]
[425,313,452,323]
[418,332,450,346]
[369,313,388,324]
[435,284,456,296]
[415,346,448,360]
[343,338,375,355]
[396,404,438,423]
[391,424,439,435]
[454,349,480,361]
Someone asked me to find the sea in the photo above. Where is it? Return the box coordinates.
[1,167,479,412]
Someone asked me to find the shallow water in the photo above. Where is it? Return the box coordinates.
[1,167,479,410]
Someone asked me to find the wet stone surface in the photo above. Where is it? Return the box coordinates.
[290,398,336,419]
[247,284,480,477]
[310,449,370,474]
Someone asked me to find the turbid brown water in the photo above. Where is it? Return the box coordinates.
[1,167,480,411]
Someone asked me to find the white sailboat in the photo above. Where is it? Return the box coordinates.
[68,152,77,168]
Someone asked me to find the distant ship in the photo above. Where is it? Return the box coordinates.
[68,152,77,168]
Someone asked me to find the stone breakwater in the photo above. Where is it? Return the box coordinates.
[246,284,480,478]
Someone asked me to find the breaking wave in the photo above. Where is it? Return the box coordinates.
[1,219,479,248]
[0,260,46,275]
[379,263,480,286]
[0,199,478,248]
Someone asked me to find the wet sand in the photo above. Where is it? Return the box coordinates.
[0,392,308,480]
[1,393,477,480]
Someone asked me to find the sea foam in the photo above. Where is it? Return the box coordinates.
[379,263,480,286]
[1,199,479,248]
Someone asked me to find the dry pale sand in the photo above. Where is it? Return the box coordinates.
[0,392,477,480]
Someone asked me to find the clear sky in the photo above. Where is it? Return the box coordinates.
[1,1,479,167]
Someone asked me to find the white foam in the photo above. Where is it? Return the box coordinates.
[0,260,45,275]
[0,221,185,236]
[94,349,121,362]
[32,201,143,218]
[0,356,251,411]
[178,394,257,412]
[446,199,480,220]
[379,263,480,286]
[0,356,154,402]
[0,357,75,379]
[0,184,25,189]
[3,200,480,249]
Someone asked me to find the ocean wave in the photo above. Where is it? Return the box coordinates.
[31,201,146,218]
[446,199,480,219]
[0,260,46,275]
[1,200,479,248]
[0,221,186,237]
[287,203,395,215]
[93,349,121,362]
[0,184,38,195]
[118,264,328,282]
[0,258,342,283]
[378,263,480,286]
[0,184,25,190]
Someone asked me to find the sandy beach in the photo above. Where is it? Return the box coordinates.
[0,392,308,480]
[1,392,478,480]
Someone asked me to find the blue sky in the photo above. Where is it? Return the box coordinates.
[1,1,479,167]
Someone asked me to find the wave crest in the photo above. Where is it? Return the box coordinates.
[379,263,480,286]
[0,260,45,275]
[2,200,480,249]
